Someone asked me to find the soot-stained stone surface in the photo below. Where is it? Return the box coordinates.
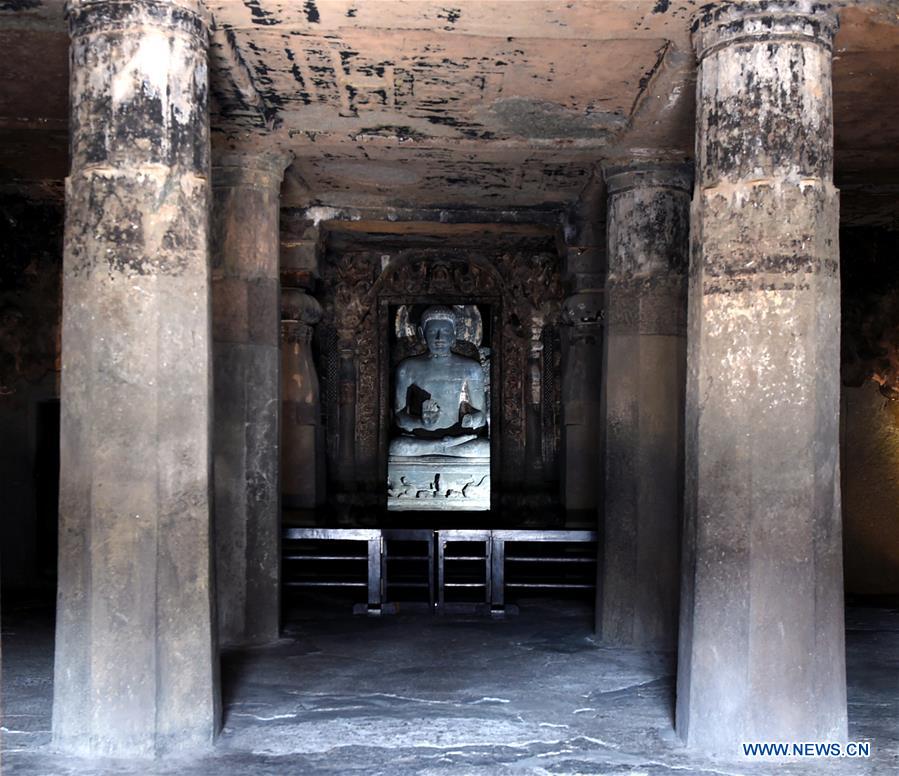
[678,0,846,752]
[599,162,690,650]
[53,0,218,757]
[212,152,289,647]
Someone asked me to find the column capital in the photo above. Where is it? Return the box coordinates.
[281,288,322,343]
[604,160,690,331]
[66,0,210,175]
[66,0,209,41]
[213,150,294,191]
[692,1,838,62]
[281,287,322,326]
[603,161,693,197]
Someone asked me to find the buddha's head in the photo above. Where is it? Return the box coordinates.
[419,306,456,357]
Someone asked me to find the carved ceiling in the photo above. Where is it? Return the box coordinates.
[1,1,899,224]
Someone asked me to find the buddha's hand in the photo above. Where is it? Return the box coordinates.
[461,410,484,429]
[421,399,441,428]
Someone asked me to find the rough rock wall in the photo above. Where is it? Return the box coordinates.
[0,192,62,592]
[842,227,899,396]
[0,193,62,395]
[841,226,899,595]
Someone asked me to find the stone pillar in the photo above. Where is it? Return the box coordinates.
[212,152,288,646]
[525,325,545,478]
[54,0,217,756]
[560,241,604,518]
[336,341,357,488]
[281,287,323,509]
[599,162,690,649]
[678,2,846,751]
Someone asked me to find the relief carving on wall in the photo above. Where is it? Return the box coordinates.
[319,249,562,499]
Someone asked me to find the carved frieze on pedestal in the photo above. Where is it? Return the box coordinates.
[387,457,491,510]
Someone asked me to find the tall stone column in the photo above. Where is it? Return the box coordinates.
[212,151,288,646]
[560,240,605,518]
[678,2,846,750]
[281,287,323,509]
[54,0,217,755]
[599,162,690,649]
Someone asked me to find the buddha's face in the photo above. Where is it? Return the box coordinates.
[423,319,455,356]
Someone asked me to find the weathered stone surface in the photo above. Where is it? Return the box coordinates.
[559,175,605,515]
[212,151,288,646]
[598,161,690,649]
[53,0,218,757]
[281,286,324,509]
[677,1,847,752]
[560,247,604,515]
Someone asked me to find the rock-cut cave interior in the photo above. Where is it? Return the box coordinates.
[1,1,899,774]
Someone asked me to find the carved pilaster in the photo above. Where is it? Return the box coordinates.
[598,160,691,651]
[281,287,324,510]
[211,149,289,648]
[559,238,605,515]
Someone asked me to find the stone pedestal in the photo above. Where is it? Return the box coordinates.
[212,152,288,646]
[281,287,324,509]
[388,456,490,511]
[678,2,846,751]
[599,162,690,649]
[54,0,218,756]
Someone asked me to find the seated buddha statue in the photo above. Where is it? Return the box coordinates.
[389,305,489,458]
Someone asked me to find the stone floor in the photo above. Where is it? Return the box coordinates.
[2,595,897,775]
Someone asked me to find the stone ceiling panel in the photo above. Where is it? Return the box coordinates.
[2,0,899,223]
[289,150,593,209]
[216,26,666,145]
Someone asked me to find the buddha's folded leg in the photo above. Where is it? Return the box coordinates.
[389,435,478,456]
[443,437,490,457]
